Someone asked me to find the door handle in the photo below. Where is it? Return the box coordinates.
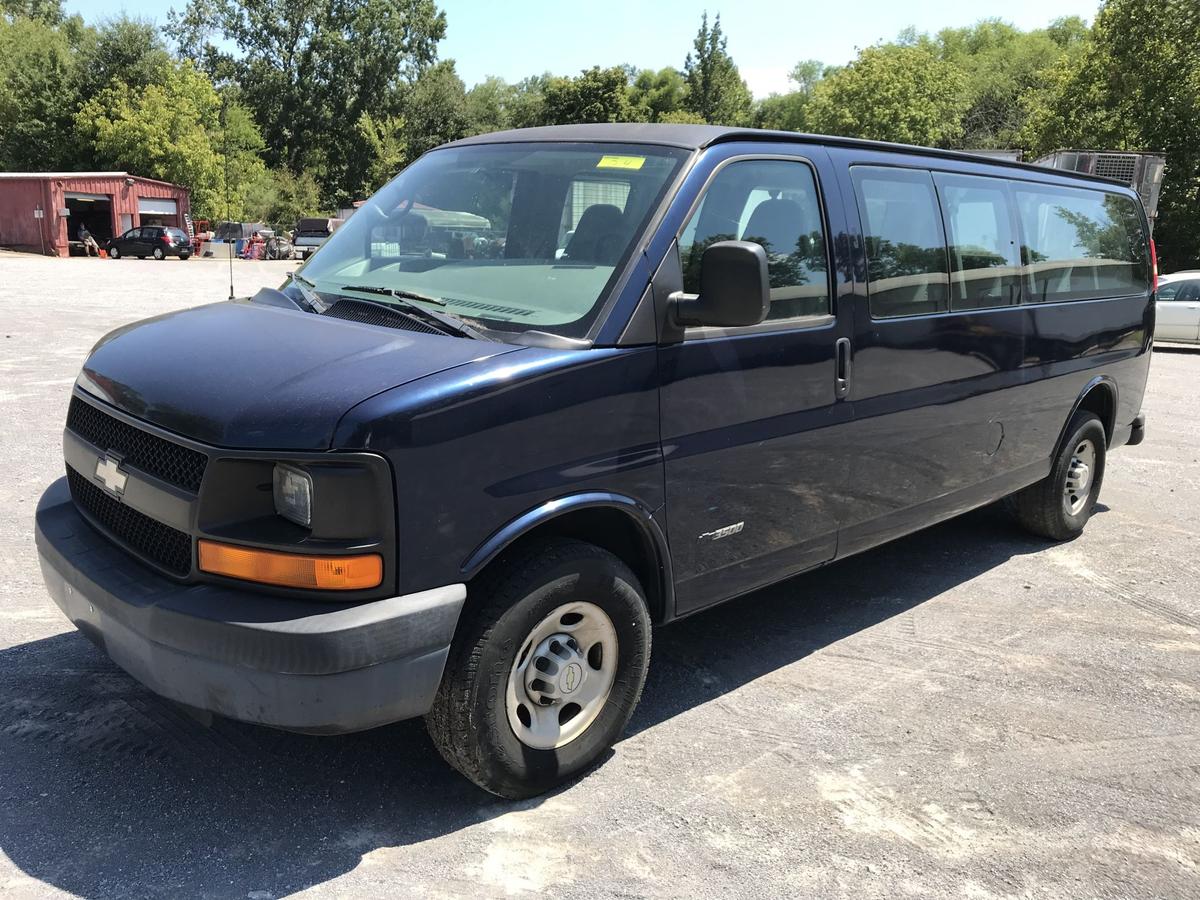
[835,337,851,399]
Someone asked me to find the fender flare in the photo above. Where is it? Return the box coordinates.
[1057,375,1119,452]
[460,492,675,622]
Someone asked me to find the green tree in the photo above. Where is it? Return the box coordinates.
[402,59,470,159]
[933,19,1077,149]
[753,60,825,132]
[807,44,968,146]
[1028,0,1200,269]
[0,14,79,169]
[1,0,63,23]
[507,74,552,128]
[354,112,407,196]
[541,66,636,125]
[76,60,265,219]
[629,67,686,122]
[167,0,446,205]
[682,12,752,125]
[465,75,517,134]
[658,109,706,125]
[75,16,172,98]
[243,166,324,226]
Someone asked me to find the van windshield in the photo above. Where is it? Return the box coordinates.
[298,142,689,340]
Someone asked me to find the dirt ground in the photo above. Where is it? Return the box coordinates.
[1,253,1197,899]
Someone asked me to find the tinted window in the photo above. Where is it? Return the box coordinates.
[680,158,829,320]
[934,173,1021,311]
[852,167,949,318]
[1157,280,1200,301]
[1014,184,1148,302]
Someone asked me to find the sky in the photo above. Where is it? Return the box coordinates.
[64,0,1103,98]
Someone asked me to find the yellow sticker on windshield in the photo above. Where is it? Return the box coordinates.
[596,155,646,170]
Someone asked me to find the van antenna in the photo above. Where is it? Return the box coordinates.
[221,97,235,300]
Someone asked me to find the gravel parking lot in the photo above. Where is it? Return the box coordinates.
[1,252,1197,899]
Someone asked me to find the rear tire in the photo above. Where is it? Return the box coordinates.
[153,247,165,260]
[1007,411,1106,540]
[426,538,652,799]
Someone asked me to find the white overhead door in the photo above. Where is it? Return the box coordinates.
[138,197,178,215]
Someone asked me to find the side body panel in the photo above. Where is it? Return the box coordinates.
[333,347,666,602]
[826,145,1153,557]
[651,143,857,614]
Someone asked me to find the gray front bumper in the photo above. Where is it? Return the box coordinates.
[35,477,465,734]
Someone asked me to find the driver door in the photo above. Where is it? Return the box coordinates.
[658,149,854,614]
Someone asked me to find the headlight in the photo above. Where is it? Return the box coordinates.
[273,464,313,527]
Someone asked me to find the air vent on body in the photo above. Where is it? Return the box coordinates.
[321,299,447,336]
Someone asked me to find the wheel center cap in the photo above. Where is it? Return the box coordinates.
[1070,461,1090,491]
[561,662,583,694]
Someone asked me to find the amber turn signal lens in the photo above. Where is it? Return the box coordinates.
[198,540,382,591]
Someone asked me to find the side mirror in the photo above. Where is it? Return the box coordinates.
[672,240,770,328]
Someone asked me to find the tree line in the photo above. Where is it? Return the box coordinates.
[1,0,1195,268]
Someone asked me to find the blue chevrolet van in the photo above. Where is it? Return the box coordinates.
[36,124,1153,797]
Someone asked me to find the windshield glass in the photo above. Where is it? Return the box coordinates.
[299,142,689,339]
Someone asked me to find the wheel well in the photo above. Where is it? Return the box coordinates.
[1076,383,1116,445]
[470,507,668,623]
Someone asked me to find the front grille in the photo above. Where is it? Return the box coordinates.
[67,396,207,492]
[322,299,449,336]
[67,467,192,576]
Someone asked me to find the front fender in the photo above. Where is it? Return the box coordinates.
[460,492,675,622]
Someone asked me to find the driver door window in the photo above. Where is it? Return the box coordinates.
[678,158,830,321]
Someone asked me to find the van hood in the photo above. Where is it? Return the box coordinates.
[77,299,522,450]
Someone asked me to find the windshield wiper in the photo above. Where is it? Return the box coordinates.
[290,273,329,313]
[336,289,492,342]
[341,284,447,306]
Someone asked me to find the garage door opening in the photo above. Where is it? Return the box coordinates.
[65,193,113,249]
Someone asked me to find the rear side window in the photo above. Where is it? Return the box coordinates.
[934,173,1021,311]
[1159,280,1200,301]
[679,158,829,321]
[852,167,949,318]
[1014,184,1148,303]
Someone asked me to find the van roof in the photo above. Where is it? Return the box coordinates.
[444,124,1130,189]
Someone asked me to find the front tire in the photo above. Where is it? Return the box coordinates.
[427,538,652,799]
[1007,411,1106,540]
[108,246,120,259]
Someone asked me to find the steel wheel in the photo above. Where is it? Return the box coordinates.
[505,600,618,750]
[1063,437,1097,516]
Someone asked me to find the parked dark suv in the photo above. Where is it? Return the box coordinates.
[105,225,191,260]
[36,124,1153,798]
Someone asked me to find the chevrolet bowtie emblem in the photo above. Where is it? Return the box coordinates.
[94,454,128,496]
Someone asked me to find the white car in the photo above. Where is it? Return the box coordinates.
[1156,272,1200,344]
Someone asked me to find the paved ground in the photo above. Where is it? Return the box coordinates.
[0,252,1197,899]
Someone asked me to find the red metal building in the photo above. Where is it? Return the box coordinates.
[0,172,192,256]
